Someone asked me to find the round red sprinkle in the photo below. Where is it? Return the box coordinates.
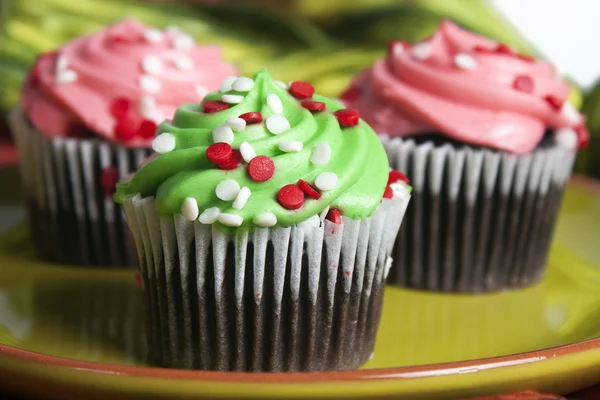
[383,186,394,199]
[100,166,119,195]
[301,100,326,112]
[137,120,157,139]
[517,53,536,63]
[203,100,229,113]
[340,85,362,104]
[278,184,304,210]
[297,179,321,200]
[495,43,515,55]
[289,81,315,99]
[544,95,563,111]
[206,142,233,164]
[575,124,590,149]
[473,45,492,53]
[239,112,263,124]
[110,97,132,119]
[513,75,534,94]
[325,209,342,224]
[334,109,360,127]
[218,149,242,170]
[114,116,138,141]
[248,155,275,182]
[388,170,409,185]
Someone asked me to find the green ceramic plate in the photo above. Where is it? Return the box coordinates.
[0,176,599,400]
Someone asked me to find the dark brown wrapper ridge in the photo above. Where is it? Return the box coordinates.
[382,136,575,293]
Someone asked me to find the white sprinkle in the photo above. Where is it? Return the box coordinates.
[239,141,257,162]
[412,42,431,60]
[173,55,194,71]
[196,85,208,99]
[391,42,404,57]
[454,53,477,70]
[218,213,243,227]
[390,181,409,198]
[143,28,163,43]
[173,33,195,50]
[226,117,246,132]
[220,76,237,92]
[315,172,338,191]
[555,128,578,149]
[199,207,220,224]
[278,141,303,152]
[181,197,199,221]
[141,55,163,75]
[232,77,254,92]
[152,133,176,154]
[561,102,582,125]
[233,187,251,210]
[216,179,240,201]
[306,214,321,228]
[265,115,290,135]
[165,25,181,34]
[212,124,234,144]
[254,212,277,227]
[221,94,244,104]
[139,94,157,119]
[56,69,78,84]
[266,93,284,114]
[274,80,288,89]
[384,256,393,279]
[319,205,330,222]
[139,75,162,93]
[148,110,165,125]
[55,54,68,72]
[311,142,331,165]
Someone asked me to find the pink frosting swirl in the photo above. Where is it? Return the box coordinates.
[21,18,237,147]
[343,21,587,154]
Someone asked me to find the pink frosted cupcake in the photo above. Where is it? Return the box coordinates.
[9,19,237,267]
[342,21,589,292]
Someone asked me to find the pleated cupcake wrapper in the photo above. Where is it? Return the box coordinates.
[122,193,410,372]
[381,135,576,293]
[9,106,151,267]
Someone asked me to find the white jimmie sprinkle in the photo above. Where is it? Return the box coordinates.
[412,42,431,60]
[267,93,284,114]
[278,141,303,152]
[454,53,477,70]
[143,28,163,43]
[232,76,254,92]
[181,197,199,221]
[216,179,241,201]
[173,33,195,50]
[56,69,78,84]
[274,80,288,89]
[196,85,208,99]
[139,75,162,93]
[310,142,331,165]
[232,187,251,210]
[315,172,338,191]
[265,115,290,135]
[212,124,234,144]
[239,141,257,162]
[221,94,244,104]
[174,55,194,71]
[152,133,176,154]
[220,76,237,92]
[226,117,246,132]
[561,102,582,125]
[254,212,277,227]
[199,207,220,224]
[141,55,163,75]
[218,213,243,227]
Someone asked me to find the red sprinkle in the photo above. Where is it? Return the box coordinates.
[334,109,360,127]
[248,156,275,182]
[277,184,305,210]
[110,97,132,119]
[575,124,590,149]
[388,170,409,185]
[340,85,362,104]
[29,64,42,86]
[544,95,564,111]
[517,53,536,63]
[495,43,515,55]
[473,45,493,53]
[114,116,138,141]
[513,75,534,94]
[134,271,144,290]
[289,81,315,99]
[383,186,394,199]
[297,179,321,200]
[203,100,229,113]
[325,209,342,224]
[239,112,263,124]
[137,120,157,139]
[301,100,326,112]
[218,149,242,170]
[206,142,233,164]
[100,166,119,195]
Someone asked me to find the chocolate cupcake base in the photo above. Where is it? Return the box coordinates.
[122,194,409,372]
[381,135,576,293]
[10,107,150,267]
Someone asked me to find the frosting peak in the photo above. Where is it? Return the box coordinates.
[21,18,237,147]
[344,20,588,154]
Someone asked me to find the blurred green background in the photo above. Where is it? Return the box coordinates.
[1,0,598,177]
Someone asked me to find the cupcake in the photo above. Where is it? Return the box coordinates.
[114,69,411,371]
[342,21,589,293]
[9,18,237,267]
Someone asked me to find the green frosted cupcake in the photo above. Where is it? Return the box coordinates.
[115,68,411,372]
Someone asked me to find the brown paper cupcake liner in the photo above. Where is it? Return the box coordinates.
[122,192,410,372]
[381,135,576,293]
[9,106,151,267]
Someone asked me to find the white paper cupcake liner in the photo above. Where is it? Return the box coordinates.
[121,192,410,372]
[9,106,151,267]
[381,135,576,293]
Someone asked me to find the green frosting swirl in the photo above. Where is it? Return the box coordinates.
[114,69,389,228]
